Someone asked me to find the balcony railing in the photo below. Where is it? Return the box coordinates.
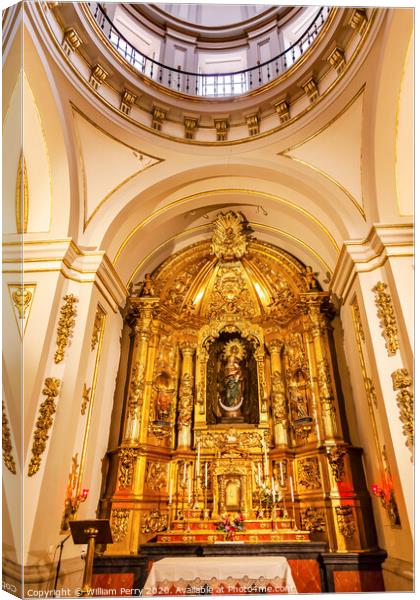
[88,3,331,98]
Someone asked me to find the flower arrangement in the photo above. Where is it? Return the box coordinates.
[216,513,245,540]
[259,483,282,508]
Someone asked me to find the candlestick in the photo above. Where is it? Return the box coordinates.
[290,475,295,503]
[279,461,284,487]
[188,474,192,505]
[257,463,261,486]
[183,461,187,483]
[271,476,275,504]
[204,462,208,488]
[196,441,201,477]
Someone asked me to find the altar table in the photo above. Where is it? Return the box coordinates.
[141,556,297,595]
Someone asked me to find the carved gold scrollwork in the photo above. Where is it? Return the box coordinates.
[391,368,413,456]
[301,507,326,532]
[28,378,61,476]
[110,508,130,542]
[372,282,399,356]
[326,446,346,481]
[54,294,78,363]
[118,448,139,489]
[297,457,321,490]
[141,509,168,534]
[12,287,32,320]
[352,301,365,342]
[335,505,356,539]
[2,401,16,474]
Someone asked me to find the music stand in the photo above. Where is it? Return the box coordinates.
[69,520,113,595]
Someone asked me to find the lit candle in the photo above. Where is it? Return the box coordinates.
[168,477,173,505]
[290,475,295,503]
[279,461,284,487]
[196,441,201,476]
[188,476,192,505]
[205,462,208,488]
[271,477,276,504]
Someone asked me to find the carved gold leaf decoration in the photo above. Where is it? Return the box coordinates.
[210,211,248,261]
[391,368,413,456]
[372,282,399,355]
[81,384,91,416]
[54,294,78,363]
[335,505,355,539]
[301,507,326,532]
[118,447,139,488]
[110,508,130,542]
[141,509,168,534]
[91,306,105,351]
[2,401,17,474]
[15,150,29,234]
[297,457,321,490]
[145,461,167,491]
[28,378,61,476]
[326,446,346,482]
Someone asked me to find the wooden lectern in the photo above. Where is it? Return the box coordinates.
[69,520,113,595]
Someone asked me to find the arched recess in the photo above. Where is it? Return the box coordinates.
[363,8,413,222]
[17,22,75,237]
[82,156,368,292]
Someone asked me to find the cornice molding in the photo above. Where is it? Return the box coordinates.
[330,223,413,301]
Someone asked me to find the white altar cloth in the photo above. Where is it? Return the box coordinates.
[142,556,297,595]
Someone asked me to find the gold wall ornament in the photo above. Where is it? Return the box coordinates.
[28,378,61,476]
[300,507,326,532]
[80,384,91,416]
[118,448,139,489]
[110,508,130,542]
[297,457,321,491]
[352,300,366,342]
[2,401,17,474]
[12,287,32,319]
[326,446,346,481]
[206,263,257,318]
[152,106,166,131]
[210,211,248,261]
[60,453,88,532]
[145,461,167,491]
[141,509,168,534]
[335,505,356,539]
[15,151,29,233]
[391,368,413,455]
[54,294,78,363]
[372,281,399,355]
[91,306,106,351]
[9,284,36,338]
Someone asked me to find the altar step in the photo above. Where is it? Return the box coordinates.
[157,519,310,543]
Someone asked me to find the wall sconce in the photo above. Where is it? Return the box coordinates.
[371,483,400,527]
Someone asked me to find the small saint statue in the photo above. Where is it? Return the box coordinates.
[218,340,246,418]
[305,266,318,291]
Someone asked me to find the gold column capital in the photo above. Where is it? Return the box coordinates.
[268,339,283,354]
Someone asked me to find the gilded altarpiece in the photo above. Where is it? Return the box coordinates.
[100,211,377,555]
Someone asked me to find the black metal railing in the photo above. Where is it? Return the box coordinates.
[88,3,331,98]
